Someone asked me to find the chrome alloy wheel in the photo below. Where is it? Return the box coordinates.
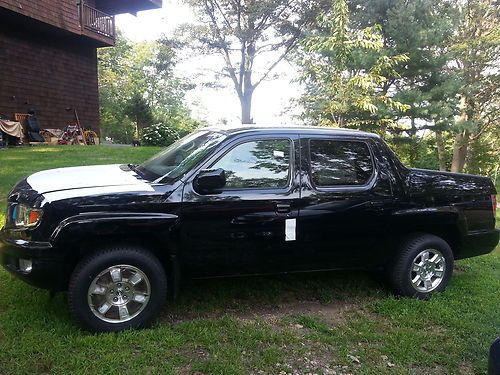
[87,265,151,323]
[410,249,446,293]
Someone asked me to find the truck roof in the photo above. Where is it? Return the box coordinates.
[203,124,381,139]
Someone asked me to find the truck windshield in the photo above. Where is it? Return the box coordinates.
[137,130,227,182]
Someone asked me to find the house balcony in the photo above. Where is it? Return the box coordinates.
[79,0,162,46]
[80,3,116,46]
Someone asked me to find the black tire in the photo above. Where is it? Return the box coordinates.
[388,233,454,299]
[68,246,167,332]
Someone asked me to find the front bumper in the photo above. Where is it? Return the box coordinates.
[456,228,500,260]
[0,231,70,291]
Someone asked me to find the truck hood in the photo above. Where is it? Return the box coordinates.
[26,164,151,194]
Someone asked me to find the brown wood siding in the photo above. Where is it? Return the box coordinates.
[0,0,82,35]
[0,30,100,133]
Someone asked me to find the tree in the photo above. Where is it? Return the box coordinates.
[98,33,137,143]
[448,0,499,173]
[182,0,328,124]
[98,32,199,143]
[298,0,489,172]
[298,0,409,130]
[124,92,154,132]
[344,0,499,174]
[347,0,460,169]
[297,0,499,179]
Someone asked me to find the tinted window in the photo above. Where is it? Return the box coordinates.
[212,139,291,189]
[309,140,373,186]
[138,131,226,181]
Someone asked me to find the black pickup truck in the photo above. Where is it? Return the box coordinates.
[1,126,498,332]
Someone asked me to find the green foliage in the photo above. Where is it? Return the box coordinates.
[99,107,136,145]
[297,0,498,178]
[98,32,199,143]
[141,115,206,147]
[153,107,206,138]
[466,127,500,178]
[447,0,499,173]
[124,92,154,131]
[388,134,444,170]
[141,123,180,147]
[298,0,410,129]
[350,0,459,133]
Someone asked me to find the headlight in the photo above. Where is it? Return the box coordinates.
[12,204,43,228]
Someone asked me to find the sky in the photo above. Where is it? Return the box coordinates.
[115,0,303,126]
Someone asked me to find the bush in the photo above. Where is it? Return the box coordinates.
[100,110,136,144]
[141,123,180,146]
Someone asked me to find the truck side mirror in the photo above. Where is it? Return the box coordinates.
[194,168,226,194]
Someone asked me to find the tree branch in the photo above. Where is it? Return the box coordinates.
[203,0,243,98]
[210,0,233,32]
[252,38,299,89]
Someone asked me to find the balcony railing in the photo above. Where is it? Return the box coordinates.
[81,4,115,40]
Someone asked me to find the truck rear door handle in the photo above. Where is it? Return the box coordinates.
[276,203,291,214]
[369,200,385,208]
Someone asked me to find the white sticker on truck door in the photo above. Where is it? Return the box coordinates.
[285,218,296,241]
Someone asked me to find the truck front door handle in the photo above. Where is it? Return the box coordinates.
[276,203,291,214]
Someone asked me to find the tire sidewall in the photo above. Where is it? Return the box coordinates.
[393,234,454,299]
[68,248,167,332]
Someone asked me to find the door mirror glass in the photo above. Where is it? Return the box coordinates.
[194,168,226,194]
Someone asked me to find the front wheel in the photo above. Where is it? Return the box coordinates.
[68,246,167,332]
[389,234,454,299]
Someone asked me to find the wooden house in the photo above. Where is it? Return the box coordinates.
[0,0,162,134]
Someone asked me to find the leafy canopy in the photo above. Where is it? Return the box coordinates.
[299,0,409,129]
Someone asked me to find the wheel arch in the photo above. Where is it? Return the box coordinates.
[51,213,181,294]
[392,207,465,258]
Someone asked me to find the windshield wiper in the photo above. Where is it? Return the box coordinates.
[127,164,144,178]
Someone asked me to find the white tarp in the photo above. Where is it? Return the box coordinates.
[0,119,23,139]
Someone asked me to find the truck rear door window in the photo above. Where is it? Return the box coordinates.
[309,140,373,186]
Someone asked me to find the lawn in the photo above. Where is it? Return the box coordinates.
[0,145,498,375]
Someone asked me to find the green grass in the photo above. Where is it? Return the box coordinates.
[0,145,498,374]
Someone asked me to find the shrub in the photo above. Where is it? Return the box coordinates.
[141,123,180,146]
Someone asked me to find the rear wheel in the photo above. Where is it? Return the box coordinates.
[389,234,454,299]
[68,246,167,332]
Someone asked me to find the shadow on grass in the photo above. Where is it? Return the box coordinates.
[163,269,390,323]
[1,268,390,331]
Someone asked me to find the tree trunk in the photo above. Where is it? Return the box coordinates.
[451,96,470,173]
[408,117,418,166]
[239,23,256,125]
[435,130,446,171]
[409,117,417,137]
[450,130,469,173]
[240,89,254,124]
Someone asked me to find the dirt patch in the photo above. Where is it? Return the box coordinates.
[159,268,387,325]
[237,299,368,326]
[161,297,372,327]
[454,263,472,274]
[457,362,475,375]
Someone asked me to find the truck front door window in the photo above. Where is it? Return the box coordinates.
[212,139,291,189]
